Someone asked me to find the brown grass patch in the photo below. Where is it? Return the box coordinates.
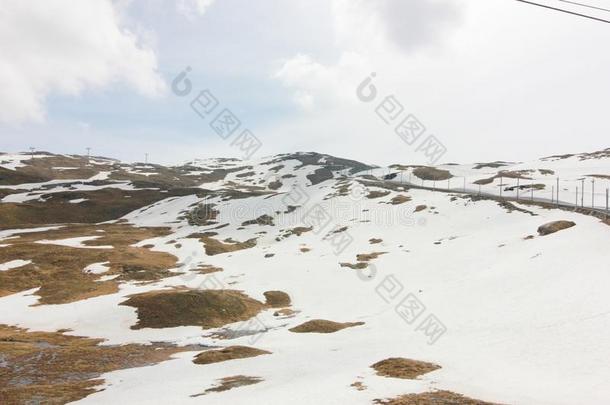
[200,236,257,256]
[340,262,368,270]
[369,238,383,244]
[390,195,411,205]
[242,214,275,227]
[356,252,386,262]
[263,291,291,307]
[414,205,427,212]
[374,390,501,405]
[0,324,195,404]
[367,190,391,199]
[371,357,440,379]
[0,188,200,229]
[413,167,452,181]
[120,289,266,330]
[0,224,177,304]
[289,319,364,334]
[191,375,263,397]
[196,264,223,274]
[351,381,367,391]
[193,346,270,365]
[537,220,576,236]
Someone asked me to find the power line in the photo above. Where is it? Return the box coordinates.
[556,0,610,13]
[512,0,610,23]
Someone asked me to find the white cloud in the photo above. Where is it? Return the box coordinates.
[0,0,166,125]
[176,0,216,18]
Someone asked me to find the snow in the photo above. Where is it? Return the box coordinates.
[1,152,610,404]
[36,236,113,249]
[83,262,111,275]
[0,259,32,271]
[0,226,64,241]
[69,198,89,204]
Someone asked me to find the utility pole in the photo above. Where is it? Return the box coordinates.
[592,179,595,208]
[86,147,91,163]
[145,153,149,165]
[517,178,520,201]
[552,186,555,204]
[463,177,466,192]
[531,184,534,202]
[581,178,585,207]
[29,147,35,159]
[576,187,579,208]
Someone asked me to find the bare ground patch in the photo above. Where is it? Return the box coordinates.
[0,224,177,304]
[193,346,270,365]
[374,390,502,405]
[191,375,263,397]
[120,289,266,330]
[0,325,197,404]
[200,236,257,256]
[538,220,576,236]
[263,291,291,307]
[371,357,440,379]
[289,320,364,334]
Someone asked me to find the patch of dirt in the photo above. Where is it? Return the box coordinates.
[367,190,391,199]
[120,289,266,329]
[369,238,383,244]
[0,325,197,405]
[193,346,270,365]
[413,167,453,181]
[340,262,369,270]
[186,203,219,226]
[196,264,223,274]
[371,357,440,379]
[539,169,555,175]
[414,205,427,212]
[191,375,263,397]
[374,390,501,405]
[473,162,509,170]
[537,220,576,236]
[351,381,367,391]
[289,320,364,334]
[276,226,312,240]
[587,174,610,179]
[0,188,202,229]
[242,214,275,227]
[263,291,291,307]
[389,195,411,205]
[268,180,282,190]
[356,252,386,262]
[0,224,177,304]
[200,236,257,256]
[473,170,533,185]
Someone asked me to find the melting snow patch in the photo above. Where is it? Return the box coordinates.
[69,198,88,204]
[36,236,112,249]
[83,262,111,275]
[0,260,32,271]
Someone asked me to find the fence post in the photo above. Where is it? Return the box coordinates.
[531,183,534,202]
[500,176,503,199]
[581,178,585,207]
[606,188,609,220]
[576,187,579,208]
[556,178,560,207]
[517,178,520,201]
[552,186,555,204]
[463,177,466,192]
[592,179,595,208]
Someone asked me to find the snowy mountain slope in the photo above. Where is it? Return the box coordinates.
[0,150,609,405]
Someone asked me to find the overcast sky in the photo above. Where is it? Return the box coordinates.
[1,0,609,165]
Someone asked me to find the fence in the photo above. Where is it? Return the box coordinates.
[366,168,610,220]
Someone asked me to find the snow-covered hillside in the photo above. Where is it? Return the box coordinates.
[0,150,609,405]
